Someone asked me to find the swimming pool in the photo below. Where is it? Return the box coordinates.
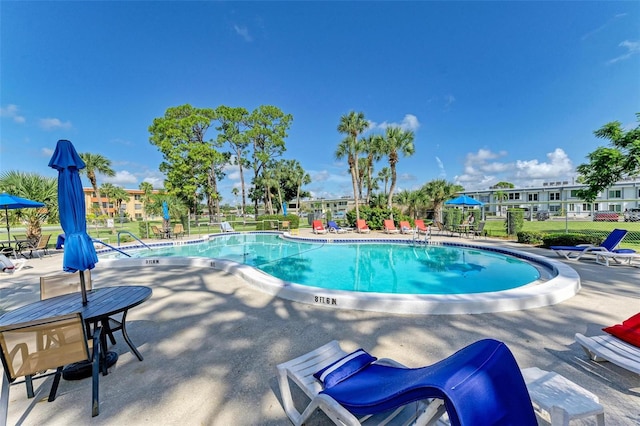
[99,232,580,315]
[115,234,541,295]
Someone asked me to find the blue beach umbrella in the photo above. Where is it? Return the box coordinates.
[445,195,484,207]
[48,139,98,305]
[0,193,45,248]
[162,201,170,221]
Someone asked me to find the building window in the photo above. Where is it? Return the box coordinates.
[610,204,622,212]
[134,194,141,201]
[549,192,561,201]
[528,194,538,201]
[549,205,561,212]
[568,203,575,212]
[135,204,142,210]
[582,203,591,211]
[608,190,622,198]
[508,193,520,200]
[570,190,580,198]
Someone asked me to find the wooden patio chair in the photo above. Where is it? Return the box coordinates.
[0,313,103,417]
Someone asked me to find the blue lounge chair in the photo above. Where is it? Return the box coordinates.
[550,228,629,260]
[277,339,536,426]
[327,221,346,234]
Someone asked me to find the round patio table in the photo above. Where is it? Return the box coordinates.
[0,286,152,362]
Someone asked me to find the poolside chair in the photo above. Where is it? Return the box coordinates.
[414,219,428,234]
[383,219,399,234]
[327,221,346,234]
[593,249,640,267]
[276,339,536,426]
[151,225,165,239]
[0,313,103,417]
[550,228,628,260]
[312,220,327,234]
[220,221,235,232]
[470,221,486,239]
[172,223,185,238]
[0,253,27,273]
[399,220,413,234]
[40,270,123,347]
[575,312,640,375]
[16,234,51,258]
[432,221,447,235]
[355,219,370,234]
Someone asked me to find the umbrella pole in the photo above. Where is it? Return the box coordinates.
[80,270,88,305]
[4,206,10,248]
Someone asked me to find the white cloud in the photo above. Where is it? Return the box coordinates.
[515,148,574,179]
[444,94,456,109]
[39,117,72,130]
[435,156,446,178]
[607,40,640,64]
[234,25,252,42]
[454,148,575,190]
[0,104,26,123]
[104,170,138,186]
[582,13,627,41]
[370,114,421,132]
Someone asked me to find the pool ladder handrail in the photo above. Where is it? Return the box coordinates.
[117,231,152,250]
[412,227,429,246]
[91,239,132,257]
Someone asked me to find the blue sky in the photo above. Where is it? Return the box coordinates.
[1,1,639,205]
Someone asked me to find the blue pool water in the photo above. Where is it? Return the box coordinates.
[116,234,542,295]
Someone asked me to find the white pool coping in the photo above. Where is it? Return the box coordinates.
[98,232,581,315]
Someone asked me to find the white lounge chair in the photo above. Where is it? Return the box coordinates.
[276,339,537,426]
[276,340,444,426]
[575,333,640,375]
[220,221,235,233]
[550,229,628,260]
[594,250,640,267]
[0,253,27,273]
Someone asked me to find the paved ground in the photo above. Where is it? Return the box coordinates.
[1,230,639,425]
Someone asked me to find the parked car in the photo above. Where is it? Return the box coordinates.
[594,211,620,222]
[624,208,640,222]
[536,210,550,221]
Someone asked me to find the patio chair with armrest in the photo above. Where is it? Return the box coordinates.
[414,219,429,234]
[151,225,165,239]
[0,313,103,417]
[312,220,328,234]
[16,234,50,258]
[276,338,536,426]
[220,221,235,233]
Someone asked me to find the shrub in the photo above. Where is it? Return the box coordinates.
[541,233,601,248]
[505,209,524,235]
[345,206,403,230]
[516,231,545,245]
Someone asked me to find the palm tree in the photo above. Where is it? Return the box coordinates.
[377,167,391,197]
[138,181,154,222]
[289,161,311,216]
[380,126,415,212]
[79,153,115,217]
[361,134,384,204]
[0,171,57,238]
[421,179,463,223]
[336,111,368,220]
[494,190,508,217]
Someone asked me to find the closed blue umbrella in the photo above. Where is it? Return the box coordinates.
[48,139,98,305]
[162,201,170,221]
[0,193,45,248]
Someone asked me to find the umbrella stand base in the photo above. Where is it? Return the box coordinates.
[62,351,118,381]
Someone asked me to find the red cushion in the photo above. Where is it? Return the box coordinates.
[603,312,640,348]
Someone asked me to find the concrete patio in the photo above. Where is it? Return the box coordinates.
[1,231,639,425]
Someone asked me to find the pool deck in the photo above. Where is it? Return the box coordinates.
[1,229,639,425]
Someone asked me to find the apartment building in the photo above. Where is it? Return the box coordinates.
[83,188,162,221]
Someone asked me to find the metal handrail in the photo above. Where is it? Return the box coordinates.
[91,239,132,257]
[116,231,152,250]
